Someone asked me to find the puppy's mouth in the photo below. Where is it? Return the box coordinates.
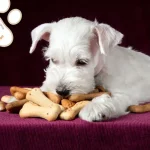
[61,86,106,98]
[56,83,96,97]
[56,89,87,97]
[56,88,71,97]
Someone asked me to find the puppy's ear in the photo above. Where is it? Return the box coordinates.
[29,23,55,54]
[94,24,123,55]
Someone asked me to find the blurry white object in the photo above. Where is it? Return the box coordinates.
[7,9,22,25]
[0,17,13,47]
[0,0,10,13]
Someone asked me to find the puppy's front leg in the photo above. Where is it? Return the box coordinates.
[79,93,131,122]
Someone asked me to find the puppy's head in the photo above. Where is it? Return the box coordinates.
[30,17,123,96]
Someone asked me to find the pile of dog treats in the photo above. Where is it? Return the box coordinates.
[0,86,109,121]
[0,86,149,121]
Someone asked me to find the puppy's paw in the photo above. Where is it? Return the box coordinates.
[79,94,116,122]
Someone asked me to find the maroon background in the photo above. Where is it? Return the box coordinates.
[0,0,150,86]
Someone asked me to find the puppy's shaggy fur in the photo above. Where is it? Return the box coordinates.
[30,17,150,122]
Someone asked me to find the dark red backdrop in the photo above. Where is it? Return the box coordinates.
[0,0,149,86]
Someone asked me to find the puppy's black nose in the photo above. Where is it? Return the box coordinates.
[56,90,70,96]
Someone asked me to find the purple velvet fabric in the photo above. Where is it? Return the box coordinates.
[0,86,150,150]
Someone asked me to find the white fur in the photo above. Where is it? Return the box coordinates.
[30,17,150,122]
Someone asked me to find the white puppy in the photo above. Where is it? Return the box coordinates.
[29,17,150,122]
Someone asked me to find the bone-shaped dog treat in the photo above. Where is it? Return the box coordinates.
[14,92,25,100]
[10,86,30,95]
[19,102,61,121]
[128,103,150,113]
[0,101,6,111]
[1,95,18,103]
[96,86,106,92]
[1,95,10,102]
[24,88,33,90]
[6,86,110,121]
[10,86,30,100]
[10,86,61,103]
[69,92,111,102]
[1,95,12,103]
[26,88,64,112]
[60,101,90,120]
[45,92,62,104]
[6,99,28,113]
[61,99,76,109]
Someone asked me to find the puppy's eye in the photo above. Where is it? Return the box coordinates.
[51,58,58,64]
[76,59,88,66]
